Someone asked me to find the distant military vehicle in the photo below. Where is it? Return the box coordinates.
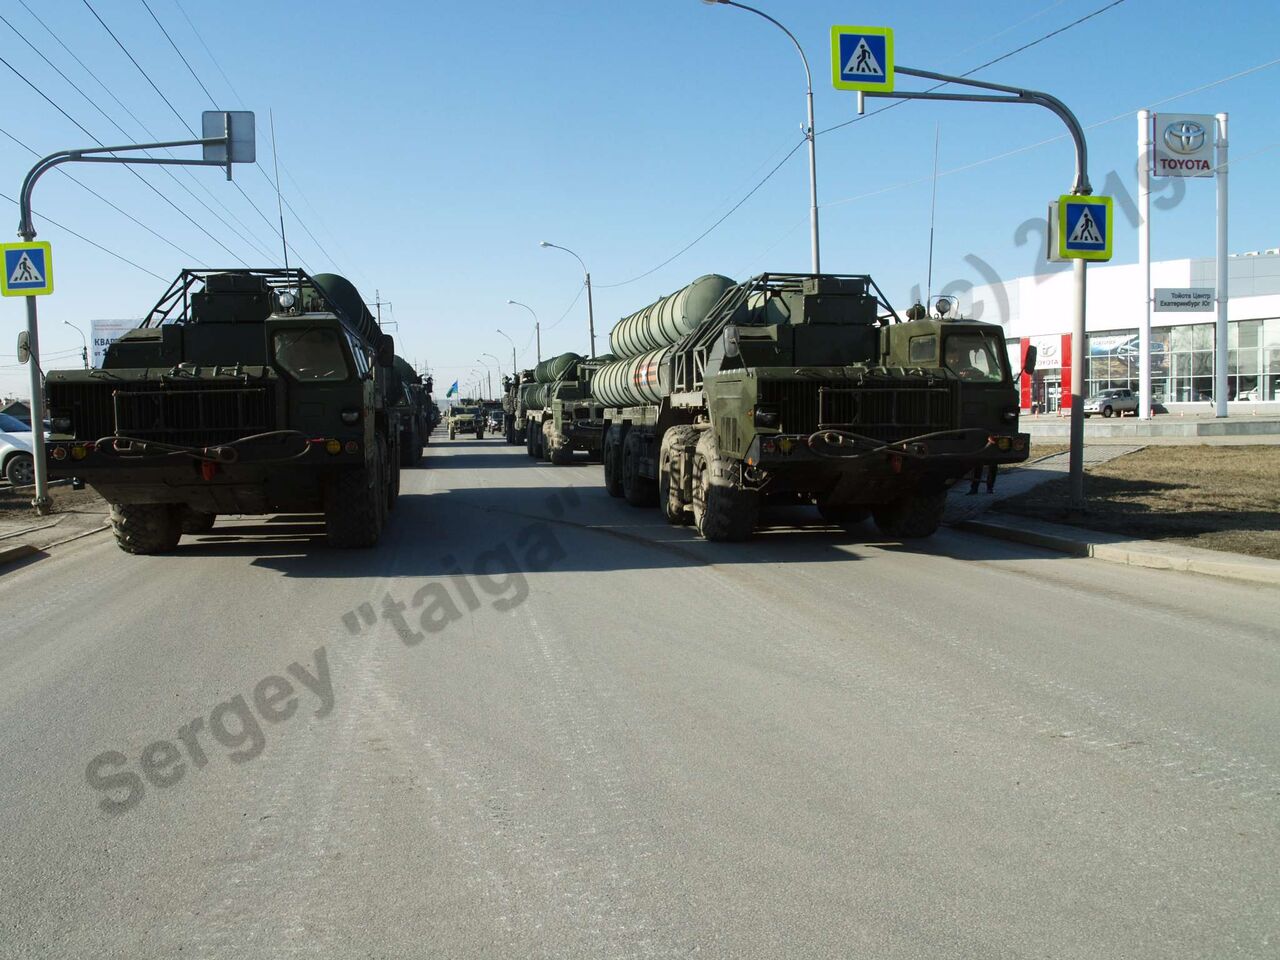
[594,272,1032,541]
[447,403,484,440]
[388,357,432,466]
[500,373,526,445]
[523,352,608,464]
[43,269,403,552]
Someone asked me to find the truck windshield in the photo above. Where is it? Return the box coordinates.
[943,334,1005,383]
[273,329,350,381]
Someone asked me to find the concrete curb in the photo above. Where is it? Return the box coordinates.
[955,514,1280,586]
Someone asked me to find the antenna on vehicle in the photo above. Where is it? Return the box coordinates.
[269,110,289,272]
[925,123,940,308]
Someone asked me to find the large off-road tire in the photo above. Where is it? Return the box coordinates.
[691,429,757,542]
[621,429,657,507]
[871,488,947,539]
[179,508,216,534]
[659,425,697,525]
[325,459,383,549]
[111,503,182,555]
[4,452,34,487]
[380,435,399,516]
[603,429,624,498]
[449,425,456,440]
[549,440,573,465]
[400,425,421,467]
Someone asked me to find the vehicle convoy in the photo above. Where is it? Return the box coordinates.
[447,403,484,440]
[388,357,433,466]
[594,272,1034,541]
[1083,387,1139,418]
[522,352,610,464]
[500,372,533,445]
[43,268,403,553]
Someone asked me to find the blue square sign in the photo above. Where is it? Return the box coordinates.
[831,26,894,92]
[1056,195,1113,261]
[1,242,53,296]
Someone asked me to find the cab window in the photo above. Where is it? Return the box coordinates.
[943,334,1006,383]
[273,329,350,381]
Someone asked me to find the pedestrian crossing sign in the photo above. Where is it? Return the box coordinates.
[1053,195,1113,262]
[1,242,53,296]
[831,26,894,92]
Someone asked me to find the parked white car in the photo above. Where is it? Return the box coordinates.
[0,412,34,487]
[1083,388,1140,418]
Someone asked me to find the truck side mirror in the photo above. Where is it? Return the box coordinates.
[376,334,395,368]
[1022,345,1038,376]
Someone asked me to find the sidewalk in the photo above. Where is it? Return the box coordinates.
[944,446,1141,525]
[1023,412,1280,443]
[944,447,1280,586]
[0,489,109,571]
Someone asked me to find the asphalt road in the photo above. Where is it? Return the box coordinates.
[2,435,1277,959]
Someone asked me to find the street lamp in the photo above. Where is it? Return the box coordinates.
[506,299,541,363]
[62,320,88,368]
[702,0,820,272]
[539,241,596,357]
[495,328,517,380]
[477,355,500,399]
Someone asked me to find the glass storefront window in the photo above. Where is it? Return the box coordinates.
[1086,320,1279,403]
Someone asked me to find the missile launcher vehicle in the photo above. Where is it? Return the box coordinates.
[595,272,1033,541]
[43,268,403,552]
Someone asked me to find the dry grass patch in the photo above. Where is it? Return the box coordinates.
[0,483,104,521]
[995,445,1280,560]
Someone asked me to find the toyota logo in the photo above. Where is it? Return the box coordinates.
[1163,120,1206,155]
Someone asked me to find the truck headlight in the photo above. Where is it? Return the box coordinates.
[341,409,360,425]
[750,406,780,428]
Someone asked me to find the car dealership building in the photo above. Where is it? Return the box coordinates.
[955,248,1280,414]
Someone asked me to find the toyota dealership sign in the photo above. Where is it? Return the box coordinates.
[1151,113,1216,178]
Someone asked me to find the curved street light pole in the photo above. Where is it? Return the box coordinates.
[63,320,89,368]
[476,357,495,399]
[482,352,503,397]
[539,241,596,357]
[506,299,541,363]
[495,328,517,381]
[703,0,819,272]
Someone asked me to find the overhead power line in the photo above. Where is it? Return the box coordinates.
[13,0,279,261]
[78,0,313,271]
[0,123,204,264]
[0,52,246,264]
[596,0,1130,288]
[0,189,165,280]
[138,0,344,274]
[0,11,277,263]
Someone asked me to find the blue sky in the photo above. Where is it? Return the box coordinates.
[2,0,1278,398]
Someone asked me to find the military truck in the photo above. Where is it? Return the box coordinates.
[595,272,1032,541]
[447,403,484,440]
[389,357,432,467]
[43,268,402,552]
[500,373,525,445]
[521,353,608,465]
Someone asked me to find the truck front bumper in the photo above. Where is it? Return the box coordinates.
[745,428,1030,471]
